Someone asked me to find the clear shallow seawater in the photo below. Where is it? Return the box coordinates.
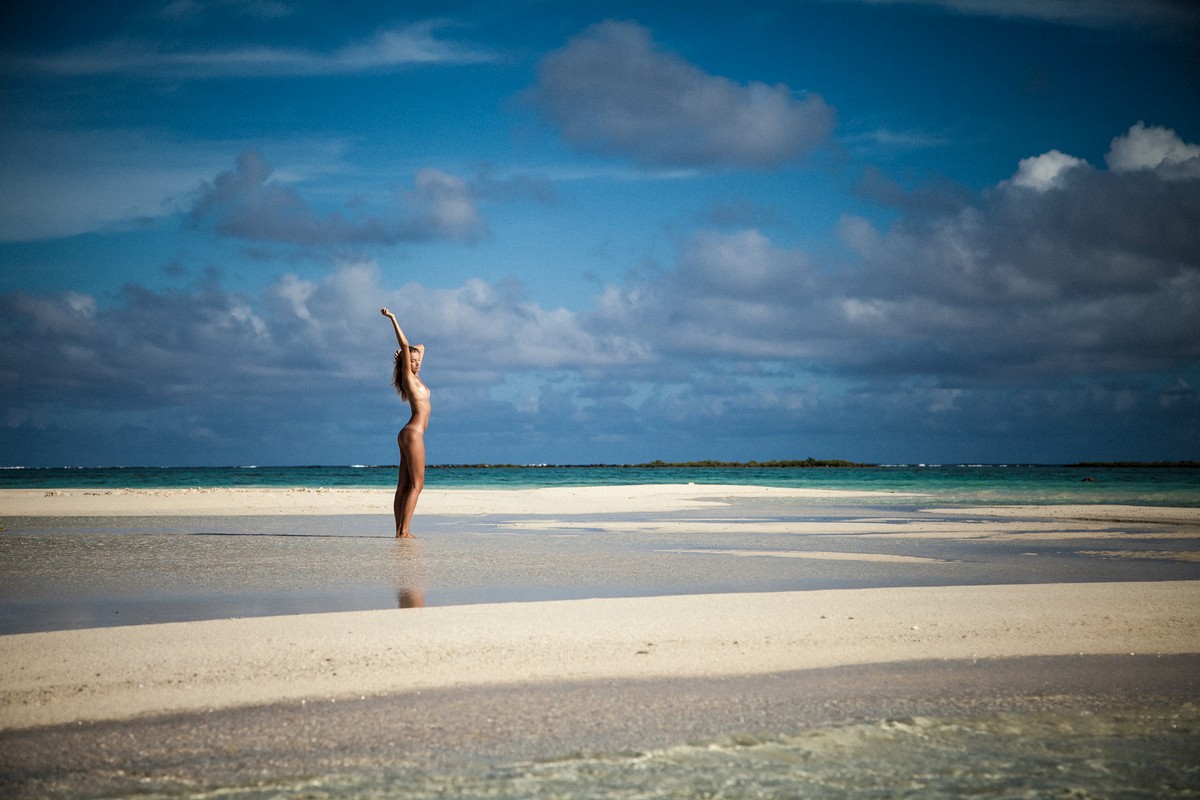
[120,705,1200,799]
[3,469,1198,798]
[2,464,1198,506]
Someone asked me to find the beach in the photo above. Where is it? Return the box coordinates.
[2,484,1199,797]
[1,483,911,516]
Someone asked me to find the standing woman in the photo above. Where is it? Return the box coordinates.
[381,308,430,538]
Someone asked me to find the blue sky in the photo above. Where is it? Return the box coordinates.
[2,0,1198,467]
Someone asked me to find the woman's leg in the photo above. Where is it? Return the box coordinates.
[394,430,412,536]
[396,427,425,537]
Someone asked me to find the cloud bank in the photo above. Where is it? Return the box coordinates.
[527,21,834,169]
[186,151,486,246]
[4,123,1197,464]
[598,123,1200,383]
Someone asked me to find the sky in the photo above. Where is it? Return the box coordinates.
[1,0,1198,468]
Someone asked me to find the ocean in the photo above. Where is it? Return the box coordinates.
[3,463,1199,506]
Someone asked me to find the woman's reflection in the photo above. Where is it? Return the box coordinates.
[390,538,426,608]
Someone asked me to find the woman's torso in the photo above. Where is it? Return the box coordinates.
[405,381,431,432]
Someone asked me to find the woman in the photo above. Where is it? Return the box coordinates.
[381,307,430,538]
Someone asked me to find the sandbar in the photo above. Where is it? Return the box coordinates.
[1,484,905,517]
[6,489,1195,534]
[2,580,1197,731]
[931,504,1200,525]
[663,548,950,563]
[501,516,1200,539]
[3,485,1199,734]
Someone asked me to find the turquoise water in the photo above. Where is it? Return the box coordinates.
[2,464,1198,506]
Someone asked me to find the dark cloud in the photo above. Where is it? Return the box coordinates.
[834,142,1200,379]
[853,166,971,216]
[527,21,834,169]
[186,151,486,247]
[4,126,1198,465]
[0,261,658,465]
[0,261,638,418]
[596,124,1200,386]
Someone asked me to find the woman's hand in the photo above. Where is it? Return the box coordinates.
[383,308,408,348]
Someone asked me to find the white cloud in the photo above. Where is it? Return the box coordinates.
[527,21,833,169]
[1008,149,1087,191]
[9,21,494,79]
[676,229,809,296]
[843,126,952,153]
[1106,122,1200,179]
[400,170,486,242]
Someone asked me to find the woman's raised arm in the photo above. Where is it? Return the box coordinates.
[380,307,410,351]
[381,307,418,398]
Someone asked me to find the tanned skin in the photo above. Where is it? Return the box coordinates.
[381,308,430,538]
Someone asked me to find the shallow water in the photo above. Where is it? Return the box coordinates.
[4,502,1199,634]
[100,705,1200,799]
[4,464,1199,506]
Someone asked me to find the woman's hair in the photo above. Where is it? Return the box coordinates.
[392,344,426,401]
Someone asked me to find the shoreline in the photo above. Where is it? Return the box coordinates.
[3,484,1198,523]
[1,484,901,517]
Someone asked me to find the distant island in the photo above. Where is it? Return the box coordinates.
[423,460,1198,471]
[627,458,875,468]
[431,458,876,469]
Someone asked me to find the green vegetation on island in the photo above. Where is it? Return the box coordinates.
[628,458,875,468]
[430,458,876,469]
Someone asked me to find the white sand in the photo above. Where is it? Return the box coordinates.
[1,484,900,517]
[662,548,950,563]
[2,581,1197,731]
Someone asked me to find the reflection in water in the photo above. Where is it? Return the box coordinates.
[390,539,426,608]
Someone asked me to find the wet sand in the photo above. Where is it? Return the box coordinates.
[4,654,1197,797]
[4,484,1198,523]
